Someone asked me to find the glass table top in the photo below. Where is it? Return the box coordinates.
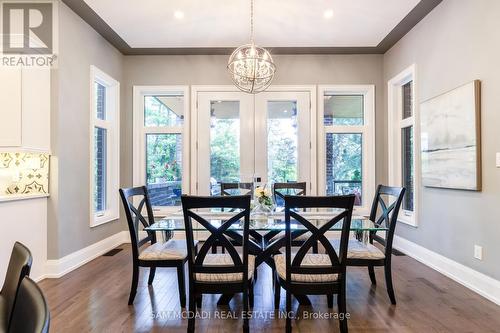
[146,209,386,232]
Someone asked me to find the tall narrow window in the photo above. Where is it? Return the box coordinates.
[388,65,418,226]
[133,87,189,213]
[401,81,414,211]
[90,66,120,227]
[319,86,375,213]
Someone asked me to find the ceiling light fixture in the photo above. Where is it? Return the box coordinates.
[324,9,334,19]
[174,10,184,19]
[227,0,276,94]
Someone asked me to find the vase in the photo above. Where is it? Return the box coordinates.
[252,202,274,215]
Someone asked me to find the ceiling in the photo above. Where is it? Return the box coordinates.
[64,0,442,54]
[83,0,420,48]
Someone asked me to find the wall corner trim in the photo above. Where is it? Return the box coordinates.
[40,231,130,280]
[393,235,500,306]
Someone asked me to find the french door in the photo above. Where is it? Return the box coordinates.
[195,88,312,196]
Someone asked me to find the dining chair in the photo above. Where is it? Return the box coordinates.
[221,182,254,196]
[8,276,50,333]
[330,185,405,304]
[181,194,254,333]
[0,242,32,332]
[217,182,260,257]
[274,195,355,333]
[272,182,307,205]
[119,186,197,306]
[271,182,318,253]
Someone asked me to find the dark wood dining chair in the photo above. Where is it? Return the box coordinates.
[181,194,254,333]
[274,195,355,333]
[0,241,32,332]
[221,182,254,196]
[8,276,50,333]
[217,182,259,255]
[119,186,196,307]
[330,185,405,304]
[271,182,318,253]
[273,182,306,202]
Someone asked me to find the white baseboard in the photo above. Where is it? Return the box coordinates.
[393,235,500,306]
[42,231,129,279]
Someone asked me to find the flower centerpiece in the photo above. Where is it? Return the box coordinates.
[253,185,274,215]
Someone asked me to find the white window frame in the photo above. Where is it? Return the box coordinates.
[90,66,120,227]
[133,86,190,216]
[317,85,376,215]
[388,64,419,227]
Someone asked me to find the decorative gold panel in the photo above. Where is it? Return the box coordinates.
[0,152,50,197]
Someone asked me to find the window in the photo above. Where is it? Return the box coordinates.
[388,65,418,226]
[319,86,375,213]
[90,66,120,227]
[133,86,189,214]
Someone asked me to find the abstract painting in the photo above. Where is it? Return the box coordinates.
[420,80,481,191]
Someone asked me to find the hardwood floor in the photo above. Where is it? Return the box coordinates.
[39,244,500,332]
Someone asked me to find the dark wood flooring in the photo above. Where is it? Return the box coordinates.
[39,244,500,332]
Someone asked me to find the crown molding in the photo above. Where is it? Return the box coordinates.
[62,0,442,55]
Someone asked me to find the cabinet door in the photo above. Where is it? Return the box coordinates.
[0,68,22,146]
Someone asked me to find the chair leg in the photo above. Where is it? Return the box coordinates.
[195,295,203,308]
[212,244,217,254]
[285,291,292,333]
[188,289,196,333]
[243,284,250,333]
[384,262,396,305]
[177,264,186,308]
[327,294,333,308]
[148,267,156,285]
[368,265,377,285]
[249,280,255,308]
[338,279,348,333]
[312,241,319,254]
[128,264,139,305]
[274,275,281,310]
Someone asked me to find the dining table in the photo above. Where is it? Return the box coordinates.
[146,208,387,306]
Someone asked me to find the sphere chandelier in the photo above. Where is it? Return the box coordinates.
[227,0,276,94]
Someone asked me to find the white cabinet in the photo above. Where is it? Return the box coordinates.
[0,67,50,152]
[0,68,22,146]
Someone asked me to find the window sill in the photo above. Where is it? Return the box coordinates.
[398,217,418,228]
[91,212,119,228]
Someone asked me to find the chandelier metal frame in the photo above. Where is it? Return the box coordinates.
[227,0,276,94]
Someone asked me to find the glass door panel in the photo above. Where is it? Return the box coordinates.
[255,91,311,190]
[267,100,298,183]
[209,101,240,195]
[197,92,254,195]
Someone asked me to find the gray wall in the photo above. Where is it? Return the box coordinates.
[122,54,386,200]
[383,0,500,280]
[48,3,124,259]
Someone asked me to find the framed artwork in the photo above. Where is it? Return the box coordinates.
[420,80,481,191]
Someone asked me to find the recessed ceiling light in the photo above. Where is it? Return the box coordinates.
[174,10,184,19]
[324,9,334,19]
